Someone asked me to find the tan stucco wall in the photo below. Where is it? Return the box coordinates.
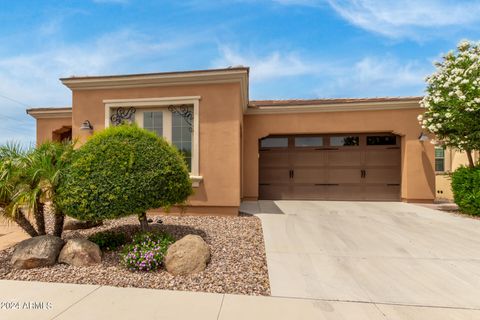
[71,83,243,212]
[36,117,72,144]
[243,108,436,202]
[435,149,479,201]
[436,174,453,200]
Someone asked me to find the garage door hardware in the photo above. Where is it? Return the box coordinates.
[315,183,340,186]
[387,183,400,186]
[361,169,367,178]
[289,169,294,178]
[314,147,339,150]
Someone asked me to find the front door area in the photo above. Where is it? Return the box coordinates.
[258,133,401,201]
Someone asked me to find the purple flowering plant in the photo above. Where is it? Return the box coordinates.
[121,231,175,272]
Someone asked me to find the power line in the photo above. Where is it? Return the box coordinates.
[0,92,30,108]
[0,114,32,124]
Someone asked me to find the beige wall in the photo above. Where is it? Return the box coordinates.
[71,83,243,212]
[435,149,479,200]
[243,108,436,202]
[36,117,72,144]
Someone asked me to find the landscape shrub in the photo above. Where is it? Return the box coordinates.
[88,231,127,251]
[0,141,74,237]
[121,231,175,271]
[451,166,480,216]
[57,125,192,229]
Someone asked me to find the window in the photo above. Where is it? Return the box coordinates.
[367,135,396,146]
[140,107,193,170]
[295,136,323,147]
[435,147,445,172]
[260,137,288,148]
[143,111,163,137]
[104,97,201,186]
[330,136,359,146]
[172,112,192,171]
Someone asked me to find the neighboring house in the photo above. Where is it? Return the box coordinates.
[435,148,480,201]
[26,67,435,215]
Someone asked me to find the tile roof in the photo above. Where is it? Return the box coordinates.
[248,96,422,107]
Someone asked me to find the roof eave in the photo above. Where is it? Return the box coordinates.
[60,68,249,111]
[26,108,72,119]
[245,99,422,115]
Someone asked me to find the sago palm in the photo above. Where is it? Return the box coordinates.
[26,141,75,237]
[0,143,39,237]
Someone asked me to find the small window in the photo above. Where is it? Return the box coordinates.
[367,135,397,146]
[330,136,359,146]
[261,137,288,148]
[143,111,163,137]
[295,136,323,147]
[172,110,193,171]
[435,147,445,172]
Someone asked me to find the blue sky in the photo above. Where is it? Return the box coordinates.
[1,0,480,144]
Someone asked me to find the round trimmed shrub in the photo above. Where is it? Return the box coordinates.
[57,125,193,221]
[451,166,480,216]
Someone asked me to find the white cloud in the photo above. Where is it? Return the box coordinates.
[273,0,480,39]
[213,46,329,81]
[318,56,429,97]
[213,46,430,98]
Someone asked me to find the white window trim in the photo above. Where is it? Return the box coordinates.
[104,96,202,187]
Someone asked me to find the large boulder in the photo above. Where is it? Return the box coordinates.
[63,218,102,231]
[58,238,102,267]
[11,235,64,269]
[164,235,210,276]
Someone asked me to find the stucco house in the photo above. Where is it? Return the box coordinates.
[27,67,436,215]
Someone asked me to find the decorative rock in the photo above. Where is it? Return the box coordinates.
[58,238,102,267]
[11,235,64,269]
[165,235,210,276]
[63,219,102,231]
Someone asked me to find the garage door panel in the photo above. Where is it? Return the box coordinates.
[293,168,328,184]
[328,150,362,166]
[259,184,290,200]
[259,168,290,184]
[259,152,289,168]
[328,168,362,184]
[291,151,328,166]
[365,149,400,166]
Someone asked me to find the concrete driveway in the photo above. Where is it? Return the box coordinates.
[241,201,480,311]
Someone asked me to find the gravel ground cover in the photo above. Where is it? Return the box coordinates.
[0,214,270,296]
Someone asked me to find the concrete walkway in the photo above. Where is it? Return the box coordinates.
[2,280,480,320]
[241,201,480,314]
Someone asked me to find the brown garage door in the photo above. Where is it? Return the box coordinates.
[259,133,401,201]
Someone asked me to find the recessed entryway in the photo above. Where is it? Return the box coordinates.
[259,133,401,201]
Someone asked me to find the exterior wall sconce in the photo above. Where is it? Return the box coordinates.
[418,132,429,142]
[80,120,93,131]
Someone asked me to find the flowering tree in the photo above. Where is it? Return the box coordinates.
[419,40,480,168]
